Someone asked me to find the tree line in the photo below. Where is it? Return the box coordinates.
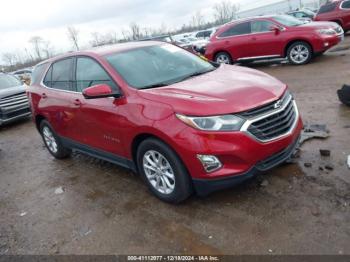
[1,1,239,72]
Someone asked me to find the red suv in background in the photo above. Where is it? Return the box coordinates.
[205,15,344,65]
[28,42,302,203]
[315,0,350,31]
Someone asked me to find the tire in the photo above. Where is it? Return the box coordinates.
[39,120,71,159]
[214,52,233,64]
[287,41,312,65]
[136,138,193,203]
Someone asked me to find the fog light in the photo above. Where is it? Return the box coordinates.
[197,155,222,173]
[324,42,329,47]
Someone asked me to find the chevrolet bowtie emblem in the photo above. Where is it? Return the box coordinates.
[274,99,283,109]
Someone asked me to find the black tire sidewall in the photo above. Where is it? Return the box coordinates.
[136,138,193,203]
[287,41,312,65]
[214,52,233,64]
[39,120,71,159]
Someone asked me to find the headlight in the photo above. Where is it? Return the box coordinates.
[176,114,245,131]
[317,28,336,35]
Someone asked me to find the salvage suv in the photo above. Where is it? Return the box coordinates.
[315,0,350,32]
[28,42,302,203]
[205,15,344,65]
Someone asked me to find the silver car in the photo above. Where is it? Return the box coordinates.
[0,73,31,126]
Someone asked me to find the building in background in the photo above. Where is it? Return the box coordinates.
[237,0,328,18]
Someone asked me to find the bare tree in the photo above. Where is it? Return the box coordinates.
[42,41,54,59]
[67,26,80,51]
[191,11,205,28]
[90,32,117,47]
[213,0,239,25]
[130,22,142,40]
[29,36,44,60]
[2,52,17,68]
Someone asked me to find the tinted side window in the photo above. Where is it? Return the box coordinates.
[44,59,74,91]
[219,22,251,37]
[318,3,337,13]
[76,57,117,92]
[31,63,47,85]
[196,32,204,38]
[251,20,275,33]
[341,0,350,9]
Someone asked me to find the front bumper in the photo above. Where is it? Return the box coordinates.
[193,134,300,196]
[0,106,31,126]
[315,33,343,53]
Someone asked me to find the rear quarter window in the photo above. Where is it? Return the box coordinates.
[318,3,337,14]
[31,63,48,85]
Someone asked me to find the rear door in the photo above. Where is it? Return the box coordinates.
[217,21,253,60]
[248,20,284,58]
[41,58,83,142]
[73,56,125,156]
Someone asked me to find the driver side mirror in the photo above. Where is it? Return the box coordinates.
[82,84,121,99]
[270,25,281,35]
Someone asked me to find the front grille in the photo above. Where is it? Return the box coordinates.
[0,92,29,118]
[244,92,297,141]
[240,91,290,118]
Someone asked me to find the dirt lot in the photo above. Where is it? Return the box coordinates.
[1,35,350,255]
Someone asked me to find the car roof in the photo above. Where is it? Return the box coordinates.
[37,41,163,66]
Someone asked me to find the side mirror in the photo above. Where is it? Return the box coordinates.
[82,84,120,99]
[270,25,281,34]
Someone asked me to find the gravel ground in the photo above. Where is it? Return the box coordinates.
[0,35,349,255]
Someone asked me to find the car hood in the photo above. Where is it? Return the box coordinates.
[0,85,26,99]
[298,21,340,30]
[137,65,287,116]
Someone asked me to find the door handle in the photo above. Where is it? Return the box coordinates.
[41,93,47,99]
[73,99,82,106]
[252,37,257,41]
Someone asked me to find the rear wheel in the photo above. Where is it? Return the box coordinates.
[214,52,233,64]
[40,120,71,159]
[287,41,312,65]
[137,138,193,203]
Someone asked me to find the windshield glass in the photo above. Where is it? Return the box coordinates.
[105,44,214,89]
[272,15,305,26]
[0,74,22,90]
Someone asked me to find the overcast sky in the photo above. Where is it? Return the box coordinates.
[0,0,276,63]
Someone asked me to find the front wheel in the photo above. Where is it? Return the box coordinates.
[137,138,193,203]
[287,41,312,65]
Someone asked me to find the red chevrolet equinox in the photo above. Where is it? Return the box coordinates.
[205,15,344,65]
[28,42,302,203]
[315,0,350,32]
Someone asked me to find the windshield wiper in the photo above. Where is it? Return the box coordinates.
[139,83,169,90]
[176,68,216,83]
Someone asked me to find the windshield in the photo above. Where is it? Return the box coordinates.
[272,15,305,26]
[105,44,215,89]
[0,74,22,90]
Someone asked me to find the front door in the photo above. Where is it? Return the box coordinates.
[248,20,284,58]
[73,56,126,157]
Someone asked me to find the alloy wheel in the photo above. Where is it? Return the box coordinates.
[142,150,175,195]
[290,44,310,64]
[42,126,58,154]
[216,54,231,64]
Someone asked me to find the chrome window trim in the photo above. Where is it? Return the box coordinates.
[240,95,299,143]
